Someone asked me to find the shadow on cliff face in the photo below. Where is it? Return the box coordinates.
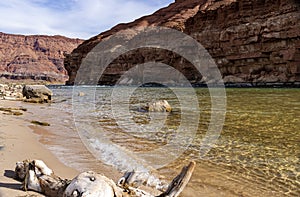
[294,0,300,7]
[100,48,202,86]
[65,0,300,86]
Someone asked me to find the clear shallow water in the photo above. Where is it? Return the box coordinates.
[188,88,300,196]
[29,87,300,196]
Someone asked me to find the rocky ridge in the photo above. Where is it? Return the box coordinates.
[0,33,83,83]
[64,0,300,86]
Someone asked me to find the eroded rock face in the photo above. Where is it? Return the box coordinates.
[65,0,300,86]
[185,0,300,86]
[64,0,205,85]
[0,33,83,83]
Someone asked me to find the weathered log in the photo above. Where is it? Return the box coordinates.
[39,174,70,197]
[63,171,123,197]
[118,161,196,197]
[15,159,195,197]
[158,161,195,197]
[15,159,69,196]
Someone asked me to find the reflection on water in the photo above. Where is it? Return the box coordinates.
[41,87,300,196]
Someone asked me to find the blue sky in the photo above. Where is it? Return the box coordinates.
[0,0,173,39]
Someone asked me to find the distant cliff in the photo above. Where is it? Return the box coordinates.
[0,33,83,83]
[65,0,300,86]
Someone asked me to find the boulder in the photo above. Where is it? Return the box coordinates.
[22,85,53,103]
[143,100,172,112]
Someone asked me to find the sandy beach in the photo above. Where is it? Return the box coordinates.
[0,99,168,196]
[0,96,143,197]
[0,99,224,197]
[0,100,79,196]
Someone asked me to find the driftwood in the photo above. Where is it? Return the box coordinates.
[15,160,70,196]
[158,162,195,197]
[15,159,195,197]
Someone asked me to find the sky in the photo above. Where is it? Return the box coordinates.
[0,0,173,39]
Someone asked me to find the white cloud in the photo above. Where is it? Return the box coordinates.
[0,0,173,39]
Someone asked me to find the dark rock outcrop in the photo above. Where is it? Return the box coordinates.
[0,33,83,83]
[65,0,300,86]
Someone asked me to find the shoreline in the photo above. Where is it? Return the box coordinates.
[1,88,297,196]
[0,100,122,196]
[59,81,300,88]
[0,100,78,196]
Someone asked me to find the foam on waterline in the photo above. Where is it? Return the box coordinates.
[88,137,166,190]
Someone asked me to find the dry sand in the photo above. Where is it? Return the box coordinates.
[0,100,79,196]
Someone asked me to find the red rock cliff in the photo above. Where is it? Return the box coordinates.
[65,0,300,86]
[0,33,83,83]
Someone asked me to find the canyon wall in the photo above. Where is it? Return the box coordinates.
[0,33,83,83]
[65,0,300,86]
[186,0,300,85]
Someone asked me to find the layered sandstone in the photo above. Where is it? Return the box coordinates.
[0,33,83,83]
[65,0,300,86]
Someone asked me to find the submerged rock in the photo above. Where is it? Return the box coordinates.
[30,120,50,126]
[0,107,26,116]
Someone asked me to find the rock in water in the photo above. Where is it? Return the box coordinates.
[144,100,172,112]
[22,85,53,103]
